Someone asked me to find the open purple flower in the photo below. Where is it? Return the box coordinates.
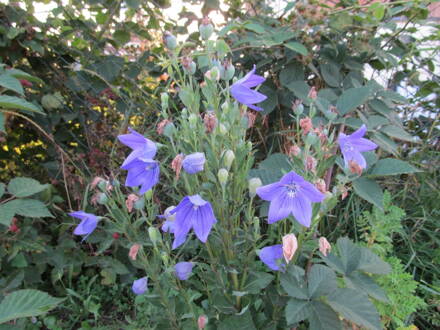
[122,158,160,194]
[230,65,267,111]
[259,245,285,271]
[182,152,206,174]
[170,195,217,249]
[160,206,176,233]
[69,211,98,237]
[132,277,148,295]
[118,128,157,168]
[338,124,377,169]
[175,262,194,280]
[256,171,325,227]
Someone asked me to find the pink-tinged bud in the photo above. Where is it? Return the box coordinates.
[348,160,363,175]
[19,79,33,88]
[313,126,327,144]
[112,232,120,239]
[157,119,172,135]
[203,111,217,133]
[245,111,257,128]
[8,217,20,233]
[90,176,105,189]
[308,86,318,99]
[319,237,331,256]
[171,153,184,180]
[197,315,208,329]
[282,233,298,263]
[340,186,349,200]
[300,117,313,135]
[129,244,141,261]
[126,194,140,213]
[305,156,317,173]
[288,145,301,157]
[315,179,327,194]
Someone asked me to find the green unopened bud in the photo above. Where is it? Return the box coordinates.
[134,197,145,210]
[160,251,169,266]
[97,180,108,191]
[293,102,304,116]
[161,92,169,110]
[182,57,197,75]
[223,150,235,169]
[205,66,219,80]
[41,92,63,110]
[248,178,262,198]
[218,123,227,135]
[148,227,161,245]
[163,32,177,50]
[305,132,319,146]
[199,17,214,40]
[145,189,153,200]
[220,61,235,81]
[163,122,176,138]
[188,113,198,128]
[97,193,108,205]
[218,168,229,186]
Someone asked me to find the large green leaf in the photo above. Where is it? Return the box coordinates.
[218,310,256,330]
[0,289,64,323]
[0,182,5,199]
[285,299,312,325]
[249,153,291,185]
[284,42,308,56]
[336,87,371,115]
[6,69,43,84]
[320,62,341,87]
[4,199,53,219]
[370,158,420,176]
[0,95,44,114]
[352,177,383,210]
[0,202,16,226]
[345,272,389,302]
[280,265,308,300]
[327,288,382,330]
[0,74,24,95]
[337,237,361,275]
[244,271,274,294]
[307,265,337,298]
[383,125,414,142]
[7,177,49,198]
[309,301,342,330]
[286,80,310,100]
[358,248,391,275]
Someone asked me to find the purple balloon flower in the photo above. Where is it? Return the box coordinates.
[338,124,377,169]
[175,262,194,280]
[256,171,325,227]
[69,211,98,237]
[118,128,157,168]
[259,244,285,271]
[170,195,217,249]
[182,152,206,174]
[122,158,160,194]
[132,277,148,295]
[230,64,267,111]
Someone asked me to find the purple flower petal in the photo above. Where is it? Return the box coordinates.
[279,172,305,185]
[267,191,294,224]
[162,220,175,233]
[350,138,378,152]
[192,202,217,243]
[175,262,193,280]
[350,124,367,139]
[338,124,377,169]
[125,159,160,193]
[256,182,283,201]
[118,128,157,156]
[241,74,265,88]
[70,211,98,236]
[259,244,284,271]
[298,181,325,202]
[182,152,206,174]
[230,65,267,111]
[291,194,312,227]
[132,277,148,295]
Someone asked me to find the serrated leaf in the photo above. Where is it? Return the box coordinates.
[358,248,391,275]
[0,202,15,226]
[0,74,24,95]
[6,199,53,218]
[336,87,371,115]
[285,299,312,325]
[327,288,382,330]
[0,289,64,323]
[309,301,342,330]
[0,95,44,114]
[337,237,361,275]
[352,177,383,210]
[371,132,398,155]
[244,271,274,294]
[218,309,256,330]
[345,272,389,302]
[7,177,48,198]
[383,125,414,142]
[308,265,338,298]
[286,80,310,100]
[369,158,420,176]
[280,265,308,300]
[320,62,341,87]
[285,42,308,56]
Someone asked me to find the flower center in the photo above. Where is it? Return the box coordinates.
[343,142,354,152]
[285,183,299,197]
[145,164,153,170]
[193,205,199,210]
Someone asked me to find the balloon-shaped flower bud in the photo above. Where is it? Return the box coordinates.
[203,111,217,133]
[132,277,148,295]
[199,17,214,40]
[282,233,298,263]
[188,113,199,128]
[148,226,161,245]
[300,117,313,135]
[182,152,206,174]
[129,243,141,260]
[175,261,194,280]
[198,315,208,329]
[248,178,262,198]
[220,60,235,81]
[163,32,177,50]
[223,150,235,169]
[182,57,197,75]
[217,168,228,186]
[319,237,331,256]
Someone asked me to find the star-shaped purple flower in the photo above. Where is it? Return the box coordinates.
[121,158,160,195]
[69,211,98,238]
[175,262,194,280]
[230,65,267,111]
[118,128,157,169]
[256,171,325,227]
[170,195,217,249]
[259,244,285,271]
[338,124,377,169]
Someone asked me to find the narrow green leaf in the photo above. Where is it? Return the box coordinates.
[370,158,420,176]
[285,42,308,56]
[7,177,49,198]
[0,74,24,95]
[6,69,43,84]
[352,177,383,210]
[0,95,44,114]
[0,289,64,323]
[327,288,382,330]
[336,87,371,115]
[244,23,266,34]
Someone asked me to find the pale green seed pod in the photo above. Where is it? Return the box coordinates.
[224,150,235,169]
[218,123,227,135]
[148,227,161,245]
[163,32,177,50]
[199,21,214,40]
[248,178,262,198]
[218,168,229,186]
